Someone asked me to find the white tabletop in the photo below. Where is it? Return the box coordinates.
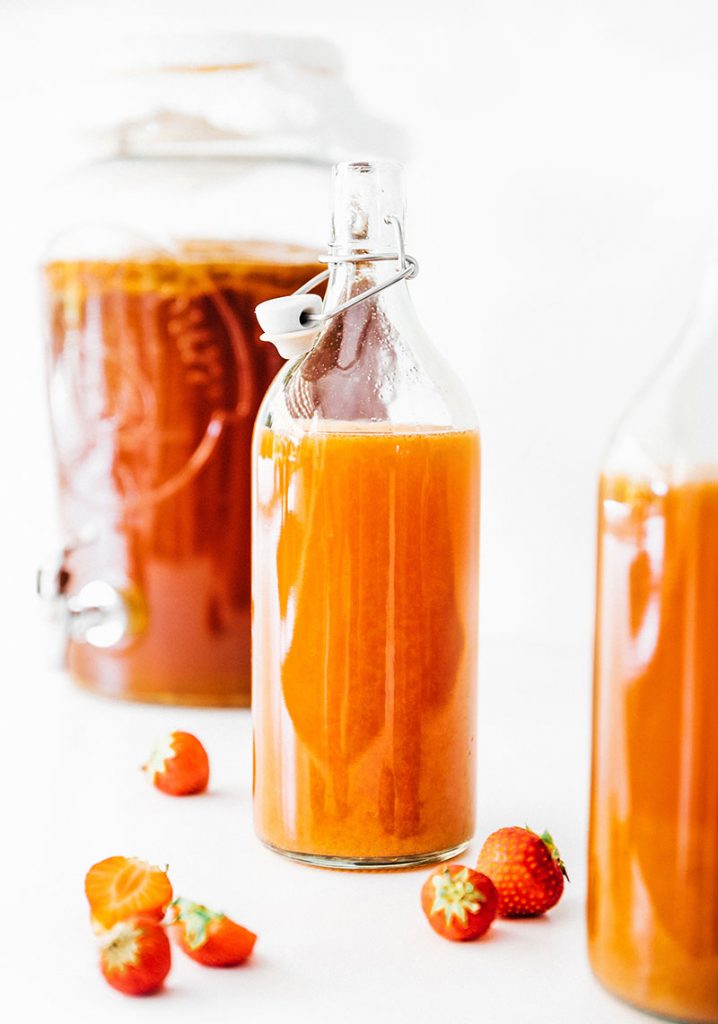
[3,638,646,1024]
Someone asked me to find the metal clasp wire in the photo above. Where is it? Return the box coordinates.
[293,215,419,326]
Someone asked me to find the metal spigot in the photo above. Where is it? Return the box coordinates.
[37,550,145,651]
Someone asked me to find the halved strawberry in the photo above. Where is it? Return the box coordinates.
[99,915,171,996]
[168,897,257,967]
[85,856,173,930]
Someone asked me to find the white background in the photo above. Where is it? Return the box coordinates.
[2,1,718,1021]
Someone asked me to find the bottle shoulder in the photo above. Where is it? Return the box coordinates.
[257,281,477,434]
[257,333,477,435]
[603,315,718,483]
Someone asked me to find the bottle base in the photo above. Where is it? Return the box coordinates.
[259,839,470,871]
[590,959,718,1023]
[69,670,251,708]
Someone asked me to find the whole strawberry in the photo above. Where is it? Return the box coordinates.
[476,826,568,917]
[420,865,498,942]
[143,731,209,796]
[99,915,171,996]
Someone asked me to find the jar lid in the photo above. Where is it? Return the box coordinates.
[35,29,407,169]
[98,31,343,77]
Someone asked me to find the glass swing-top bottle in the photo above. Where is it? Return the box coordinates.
[589,263,718,1021]
[252,160,480,868]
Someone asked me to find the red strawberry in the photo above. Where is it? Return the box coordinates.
[144,731,209,796]
[99,916,171,996]
[421,864,498,941]
[168,898,257,967]
[85,856,173,931]
[476,826,568,917]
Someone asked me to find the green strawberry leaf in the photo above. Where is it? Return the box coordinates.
[540,830,569,881]
[171,897,225,950]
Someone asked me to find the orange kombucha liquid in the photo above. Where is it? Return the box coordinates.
[45,242,321,706]
[252,426,480,865]
[589,475,718,1021]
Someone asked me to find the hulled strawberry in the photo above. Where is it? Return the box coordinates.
[144,731,209,796]
[476,826,568,917]
[421,864,498,941]
[168,897,257,967]
[99,916,171,996]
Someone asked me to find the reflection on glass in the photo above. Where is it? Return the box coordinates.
[46,243,321,705]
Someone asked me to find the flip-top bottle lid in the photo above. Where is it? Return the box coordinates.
[256,294,324,358]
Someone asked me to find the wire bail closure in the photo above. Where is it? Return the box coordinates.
[255,215,419,358]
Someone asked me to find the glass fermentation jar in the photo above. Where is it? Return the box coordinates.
[252,161,480,868]
[589,264,718,1021]
[40,33,397,707]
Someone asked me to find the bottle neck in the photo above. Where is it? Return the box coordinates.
[330,160,405,249]
[322,255,408,311]
[323,160,409,315]
[276,159,477,430]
